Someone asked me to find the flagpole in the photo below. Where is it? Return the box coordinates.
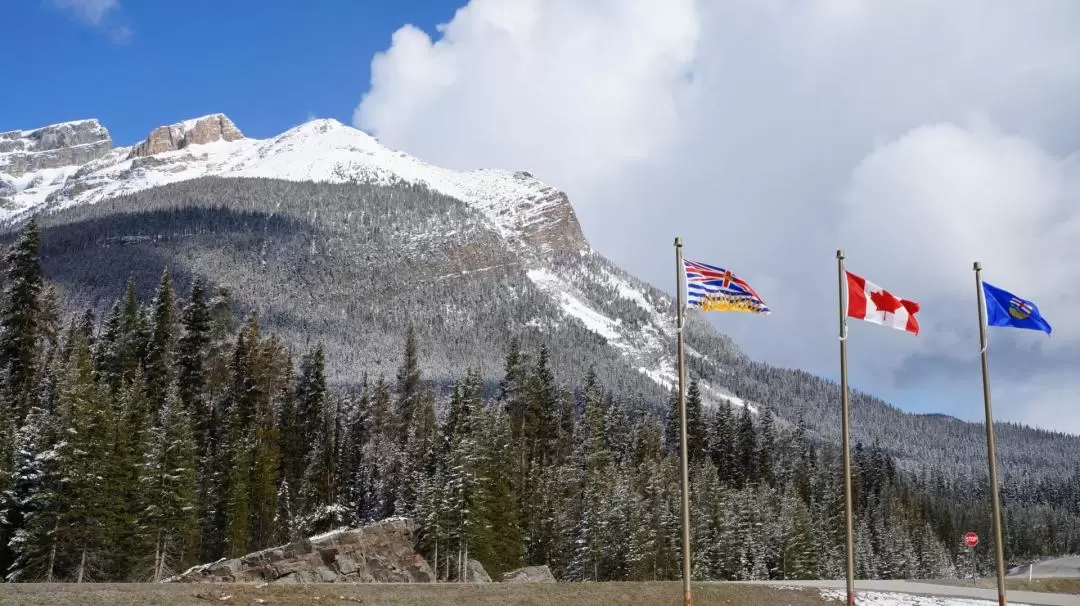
[675,237,692,606]
[837,249,856,606]
[974,261,1008,606]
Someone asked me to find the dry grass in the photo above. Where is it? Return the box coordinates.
[935,577,1080,595]
[1001,578,1080,594]
[0,581,836,606]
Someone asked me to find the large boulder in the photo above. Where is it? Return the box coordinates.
[500,565,556,583]
[465,559,491,583]
[173,517,433,584]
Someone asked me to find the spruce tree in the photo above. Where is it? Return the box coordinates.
[686,379,706,464]
[781,491,816,579]
[94,301,124,394]
[52,329,114,581]
[109,376,154,579]
[394,324,421,445]
[118,278,149,389]
[710,401,736,485]
[144,268,176,415]
[142,384,199,580]
[285,344,327,497]
[569,368,610,580]
[272,480,295,546]
[176,277,210,430]
[735,404,757,487]
[757,410,776,487]
[2,405,56,581]
[0,217,43,426]
[663,390,679,457]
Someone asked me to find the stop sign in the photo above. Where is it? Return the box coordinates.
[964,532,979,548]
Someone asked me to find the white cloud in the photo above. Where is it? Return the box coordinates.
[355,0,1080,431]
[53,0,119,25]
[51,0,131,42]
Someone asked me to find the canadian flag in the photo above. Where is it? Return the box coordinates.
[845,271,920,334]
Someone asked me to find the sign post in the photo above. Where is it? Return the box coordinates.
[965,532,979,586]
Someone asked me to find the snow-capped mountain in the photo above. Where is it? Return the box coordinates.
[3,115,583,257]
[0,113,749,411]
[5,113,1080,484]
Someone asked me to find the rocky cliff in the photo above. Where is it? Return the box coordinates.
[174,518,433,584]
[0,120,112,177]
[128,113,243,158]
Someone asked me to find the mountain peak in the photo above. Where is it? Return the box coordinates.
[128,113,244,159]
[0,119,113,179]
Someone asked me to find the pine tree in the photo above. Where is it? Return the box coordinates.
[0,217,43,426]
[108,375,153,579]
[395,324,422,445]
[284,344,327,498]
[569,368,610,580]
[526,345,558,467]
[686,379,706,464]
[142,384,199,580]
[176,277,210,434]
[690,460,722,580]
[757,410,776,486]
[663,390,680,457]
[470,404,522,576]
[3,405,57,581]
[780,491,816,579]
[710,400,736,486]
[94,301,124,394]
[52,329,114,581]
[499,337,529,442]
[220,316,259,558]
[735,404,757,488]
[298,395,343,536]
[0,219,45,576]
[395,387,437,519]
[225,428,253,558]
[143,268,176,416]
[272,479,295,546]
[118,278,149,389]
[498,338,530,520]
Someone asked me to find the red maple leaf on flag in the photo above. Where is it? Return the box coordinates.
[870,289,903,314]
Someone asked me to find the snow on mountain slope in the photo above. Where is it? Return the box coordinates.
[0,114,752,410]
[3,117,581,256]
[527,260,755,412]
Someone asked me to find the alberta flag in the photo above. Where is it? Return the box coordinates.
[683,259,770,314]
[983,282,1052,335]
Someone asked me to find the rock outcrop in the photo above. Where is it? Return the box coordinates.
[500,565,556,582]
[465,559,491,582]
[0,120,113,177]
[174,518,433,584]
[128,113,243,158]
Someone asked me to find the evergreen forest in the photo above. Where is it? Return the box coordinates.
[0,218,1078,584]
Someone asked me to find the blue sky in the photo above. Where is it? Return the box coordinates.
[1,0,461,143]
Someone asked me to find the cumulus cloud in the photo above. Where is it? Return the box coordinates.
[355,0,1080,431]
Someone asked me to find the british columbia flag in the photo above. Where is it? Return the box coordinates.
[683,259,770,314]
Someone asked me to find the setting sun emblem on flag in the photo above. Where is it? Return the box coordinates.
[682,259,770,314]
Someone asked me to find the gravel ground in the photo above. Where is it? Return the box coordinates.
[0,581,833,606]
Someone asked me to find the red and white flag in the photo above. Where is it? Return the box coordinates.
[845,271,920,335]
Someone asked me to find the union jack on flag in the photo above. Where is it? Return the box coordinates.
[683,259,770,314]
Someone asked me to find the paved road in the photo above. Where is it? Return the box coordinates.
[1010,557,1080,579]
[736,579,1080,605]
